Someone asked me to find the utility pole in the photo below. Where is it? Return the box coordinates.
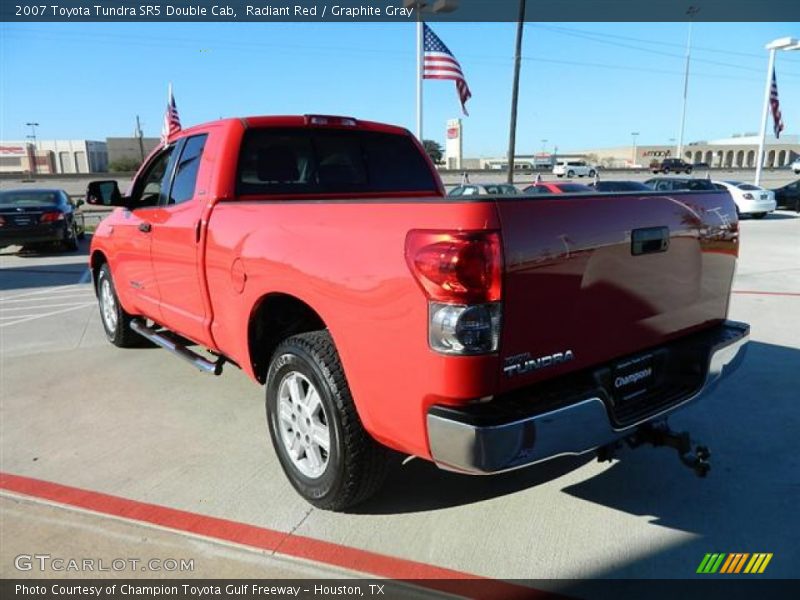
[506,0,526,184]
[135,115,146,162]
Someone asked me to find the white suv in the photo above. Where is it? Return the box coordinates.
[553,160,596,178]
[791,158,800,174]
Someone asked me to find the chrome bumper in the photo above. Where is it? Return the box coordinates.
[427,320,749,474]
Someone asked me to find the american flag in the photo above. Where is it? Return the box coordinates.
[161,84,181,143]
[770,67,784,139]
[423,24,472,115]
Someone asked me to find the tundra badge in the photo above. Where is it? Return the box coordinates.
[503,350,575,377]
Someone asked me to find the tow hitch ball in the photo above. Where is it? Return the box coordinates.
[598,421,711,477]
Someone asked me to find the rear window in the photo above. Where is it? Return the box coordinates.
[0,191,60,206]
[736,183,761,191]
[594,181,651,192]
[557,184,592,193]
[237,128,437,195]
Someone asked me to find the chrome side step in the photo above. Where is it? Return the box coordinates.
[130,319,224,375]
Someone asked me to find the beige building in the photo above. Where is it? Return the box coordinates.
[0,140,107,174]
[573,134,799,169]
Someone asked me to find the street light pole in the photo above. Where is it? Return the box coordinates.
[754,37,799,186]
[676,8,698,160]
[506,0,526,184]
[25,121,39,175]
[631,132,639,167]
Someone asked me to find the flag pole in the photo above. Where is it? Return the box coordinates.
[416,19,424,141]
[754,49,777,186]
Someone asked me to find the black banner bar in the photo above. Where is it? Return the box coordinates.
[2,579,800,600]
[2,0,800,23]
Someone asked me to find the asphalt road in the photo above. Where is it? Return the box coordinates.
[1,211,798,591]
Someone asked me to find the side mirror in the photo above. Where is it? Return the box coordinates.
[86,180,124,207]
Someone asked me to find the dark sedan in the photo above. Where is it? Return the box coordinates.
[0,189,85,251]
[644,177,718,192]
[772,179,800,212]
[589,180,652,192]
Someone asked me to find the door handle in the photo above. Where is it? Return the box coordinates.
[138,222,152,233]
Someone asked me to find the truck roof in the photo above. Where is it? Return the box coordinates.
[174,115,411,139]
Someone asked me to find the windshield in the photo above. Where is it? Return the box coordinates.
[0,191,60,206]
[237,128,438,195]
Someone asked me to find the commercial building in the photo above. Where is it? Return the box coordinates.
[0,140,108,174]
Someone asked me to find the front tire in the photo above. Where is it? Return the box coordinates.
[266,331,389,511]
[96,263,141,347]
[567,170,575,178]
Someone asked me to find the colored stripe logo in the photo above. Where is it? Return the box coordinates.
[697,553,773,574]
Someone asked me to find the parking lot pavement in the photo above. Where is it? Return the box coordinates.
[1,213,799,584]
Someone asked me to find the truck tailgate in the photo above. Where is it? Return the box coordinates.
[496,190,738,393]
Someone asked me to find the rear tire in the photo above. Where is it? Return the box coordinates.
[96,263,141,348]
[588,169,596,177]
[63,223,79,251]
[266,331,389,511]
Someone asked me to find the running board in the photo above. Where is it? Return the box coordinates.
[130,319,224,375]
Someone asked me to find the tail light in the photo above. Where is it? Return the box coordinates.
[742,193,754,200]
[40,211,65,223]
[406,230,503,355]
[0,216,5,227]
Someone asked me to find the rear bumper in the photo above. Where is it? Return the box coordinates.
[0,224,67,246]
[427,320,749,474]
[738,198,776,214]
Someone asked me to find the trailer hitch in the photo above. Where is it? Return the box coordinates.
[598,421,711,477]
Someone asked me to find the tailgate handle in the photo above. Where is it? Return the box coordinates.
[632,227,669,256]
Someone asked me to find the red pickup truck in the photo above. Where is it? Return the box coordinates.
[87,115,748,510]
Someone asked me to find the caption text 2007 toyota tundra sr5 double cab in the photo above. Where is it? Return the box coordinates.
[86,115,748,510]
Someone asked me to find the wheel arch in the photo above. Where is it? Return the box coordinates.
[248,292,328,383]
[90,250,108,292]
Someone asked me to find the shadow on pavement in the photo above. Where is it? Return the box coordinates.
[558,340,799,579]
[353,453,594,515]
[0,239,91,291]
[356,341,799,579]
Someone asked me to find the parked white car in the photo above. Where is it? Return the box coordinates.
[791,158,800,174]
[713,180,776,219]
[553,160,596,178]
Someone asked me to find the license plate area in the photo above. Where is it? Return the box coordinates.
[611,353,658,403]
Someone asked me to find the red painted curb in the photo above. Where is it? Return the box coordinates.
[0,472,560,599]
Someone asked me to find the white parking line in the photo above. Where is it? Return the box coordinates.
[0,302,96,328]
[0,302,98,313]
[0,292,95,305]
[0,284,87,302]
[78,269,92,284]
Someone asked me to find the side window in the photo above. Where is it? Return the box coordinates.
[656,180,671,191]
[130,147,175,208]
[449,186,464,196]
[462,186,479,196]
[169,135,208,205]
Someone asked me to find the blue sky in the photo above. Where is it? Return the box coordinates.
[1,21,798,156]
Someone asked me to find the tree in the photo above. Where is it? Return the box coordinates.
[108,157,142,173]
[423,139,444,165]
